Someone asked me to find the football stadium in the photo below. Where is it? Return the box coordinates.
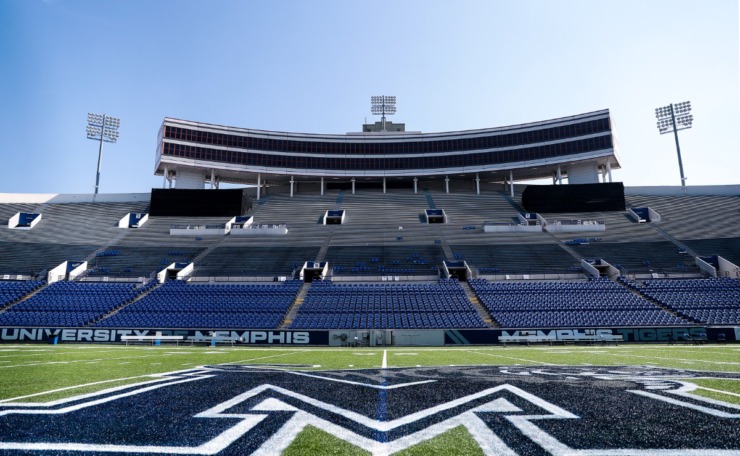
[0,106,739,455]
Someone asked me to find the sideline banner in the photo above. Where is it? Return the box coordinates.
[447,327,736,344]
[0,328,329,345]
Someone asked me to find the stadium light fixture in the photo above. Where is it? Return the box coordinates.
[86,112,121,195]
[655,101,692,193]
[370,95,397,131]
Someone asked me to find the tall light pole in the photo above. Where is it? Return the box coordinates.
[655,101,693,192]
[371,96,396,132]
[86,113,120,195]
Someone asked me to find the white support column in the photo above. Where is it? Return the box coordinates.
[413,177,418,194]
[163,166,169,189]
[557,165,562,184]
[509,170,514,197]
[351,178,355,195]
[552,173,557,185]
[383,177,386,194]
[445,176,450,194]
[320,177,324,196]
[210,169,215,189]
[290,176,294,197]
[256,173,261,200]
[475,174,480,195]
[606,160,612,182]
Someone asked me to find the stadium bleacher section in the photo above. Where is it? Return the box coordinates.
[289,279,487,329]
[0,187,739,337]
[0,280,44,307]
[94,280,302,329]
[621,277,740,325]
[469,277,690,328]
[0,281,141,327]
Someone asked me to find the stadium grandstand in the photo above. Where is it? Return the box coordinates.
[1,109,738,346]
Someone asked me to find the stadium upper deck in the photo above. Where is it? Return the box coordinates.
[155,110,620,190]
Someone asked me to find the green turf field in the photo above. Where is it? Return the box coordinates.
[1,343,739,455]
[1,344,738,403]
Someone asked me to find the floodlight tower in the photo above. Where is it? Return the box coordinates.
[371,96,397,132]
[86,113,120,195]
[655,101,693,193]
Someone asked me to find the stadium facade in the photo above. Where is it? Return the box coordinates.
[1,108,739,346]
[155,110,620,195]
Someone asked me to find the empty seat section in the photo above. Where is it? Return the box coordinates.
[195,246,319,278]
[0,280,45,307]
[623,277,740,325]
[95,280,302,329]
[326,245,444,277]
[0,281,139,327]
[469,277,688,328]
[288,279,487,329]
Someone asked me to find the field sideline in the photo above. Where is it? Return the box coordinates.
[1,343,739,402]
[1,343,739,455]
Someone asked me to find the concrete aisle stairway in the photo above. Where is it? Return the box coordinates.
[459,281,497,328]
[280,282,310,329]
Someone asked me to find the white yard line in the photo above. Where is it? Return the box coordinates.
[463,350,556,366]
[382,350,388,369]
[609,352,740,366]
[227,351,309,365]
[0,374,168,404]
[0,353,179,370]
[696,386,740,398]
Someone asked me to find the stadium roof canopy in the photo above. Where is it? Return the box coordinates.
[155,109,620,189]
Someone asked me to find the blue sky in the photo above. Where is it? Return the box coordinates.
[0,0,737,194]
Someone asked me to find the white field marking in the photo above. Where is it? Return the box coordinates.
[0,353,183,369]
[348,365,354,367]
[507,412,740,456]
[352,353,378,356]
[0,373,180,404]
[463,349,556,366]
[673,380,740,402]
[0,347,158,361]
[695,386,740,399]
[0,348,130,358]
[0,377,180,408]
[630,390,740,418]
[0,412,266,455]
[393,353,418,356]
[226,351,308,365]
[536,350,609,355]
[0,374,213,417]
[382,350,387,369]
[283,370,436,390]
[252,404,519,456]
[224,364,437,390]
[608,352,740,366]
[196,382,577,433]
[0,378,737,456]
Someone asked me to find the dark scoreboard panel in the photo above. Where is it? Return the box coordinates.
[522,183,625,213]
[149,188,252,217]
